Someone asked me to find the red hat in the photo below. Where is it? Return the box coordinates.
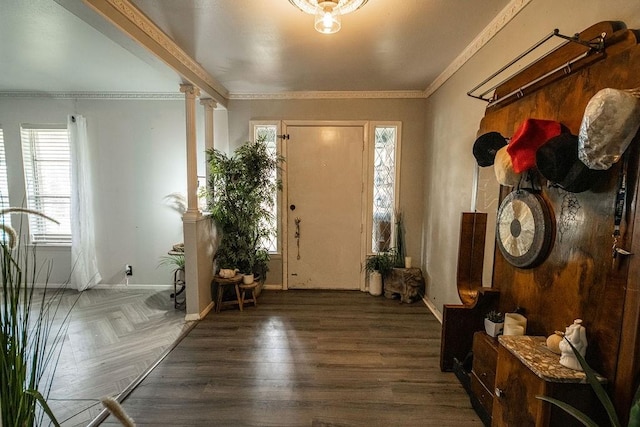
[507,119,563,173]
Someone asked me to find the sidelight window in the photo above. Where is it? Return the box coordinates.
[252,122,280,253]
[371,124,400,253]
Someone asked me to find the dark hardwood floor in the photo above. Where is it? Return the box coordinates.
[102,290,482,426]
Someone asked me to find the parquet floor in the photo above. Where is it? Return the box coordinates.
[40,287,191,426]
[102,290,482,427]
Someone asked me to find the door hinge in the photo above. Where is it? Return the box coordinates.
[277,134,290,140]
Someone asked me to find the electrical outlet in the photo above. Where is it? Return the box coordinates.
[125,265,133,276]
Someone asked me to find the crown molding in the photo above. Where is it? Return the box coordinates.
[0,91,184,100]
[80,0,228,106]
[228,90,427,100]
[423,0,532,98]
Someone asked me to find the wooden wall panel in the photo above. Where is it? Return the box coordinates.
[476,23,640,420]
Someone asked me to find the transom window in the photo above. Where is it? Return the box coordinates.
[21,124,72,244]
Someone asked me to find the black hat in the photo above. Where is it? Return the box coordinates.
[536,133,605,193]
[473,132,508,167]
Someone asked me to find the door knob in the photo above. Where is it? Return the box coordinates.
[290,204,296,211]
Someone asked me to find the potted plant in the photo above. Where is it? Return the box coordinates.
[364,251,395,296]
[484,310,505,337]
[206,138,283,289]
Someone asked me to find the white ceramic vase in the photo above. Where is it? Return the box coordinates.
[369,271,382,296]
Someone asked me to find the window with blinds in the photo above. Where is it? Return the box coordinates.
[20,124,72,244]
[0,128,10,240]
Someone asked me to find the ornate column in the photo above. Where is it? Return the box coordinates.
[180,83,201,218]
[180,84,214,320]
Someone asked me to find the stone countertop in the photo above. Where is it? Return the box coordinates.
[498,335,600,383]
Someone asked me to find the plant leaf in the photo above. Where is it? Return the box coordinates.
[629,382,640,427]
[26,388,61,427]
[564,338,622,427]
[536,395,599,427]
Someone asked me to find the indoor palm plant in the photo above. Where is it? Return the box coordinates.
[206,138,283,281]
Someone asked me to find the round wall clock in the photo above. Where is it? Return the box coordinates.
[496,190,554,268]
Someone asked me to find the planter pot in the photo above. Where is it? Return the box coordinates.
[369,271,383,296]
[484,319,504,337]
[243,274,254,285]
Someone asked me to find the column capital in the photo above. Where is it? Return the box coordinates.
[180,84,200,97]
[200,98,217,109]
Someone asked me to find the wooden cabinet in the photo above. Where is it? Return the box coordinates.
[491,336,603,427]
[470,332,498,425]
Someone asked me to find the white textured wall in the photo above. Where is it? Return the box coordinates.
[0,97,207,286]
[423,0,640,315]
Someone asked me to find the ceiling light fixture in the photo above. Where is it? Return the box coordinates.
[289,0,369,35]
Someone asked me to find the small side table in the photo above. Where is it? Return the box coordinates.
[212,274,243,313]
[239,281,258,309]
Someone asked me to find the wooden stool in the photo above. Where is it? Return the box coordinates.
[239,282,258,309]
[212,274,243,312]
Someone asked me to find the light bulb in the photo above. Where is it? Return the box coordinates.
[322,11,333,30]
[314,3,341,34]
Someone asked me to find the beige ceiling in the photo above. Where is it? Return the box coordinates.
[0,0,515,98]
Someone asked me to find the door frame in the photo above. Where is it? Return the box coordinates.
[281,120,370,291]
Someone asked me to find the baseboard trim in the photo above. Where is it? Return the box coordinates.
[263,284,283,290]
[423,295,443,324]
[185,301,214,321]
[31,282,173,291]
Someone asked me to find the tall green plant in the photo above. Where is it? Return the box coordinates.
[0,239,72,426]
[206,139,283,275]
[394,211,406,267]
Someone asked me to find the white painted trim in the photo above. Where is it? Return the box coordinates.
[263,283,283,290]
[185,301,214,321]
[423,0,532,98]
[94,283,173,290]
[0,91,183,100]
[80,0,228,103]
[423,295,443,324]
[228,91,427,100]
[31,282,174,290]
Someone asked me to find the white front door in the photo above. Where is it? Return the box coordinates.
[285,124,365,289]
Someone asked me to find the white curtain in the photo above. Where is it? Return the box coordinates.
[69,115,102,291]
